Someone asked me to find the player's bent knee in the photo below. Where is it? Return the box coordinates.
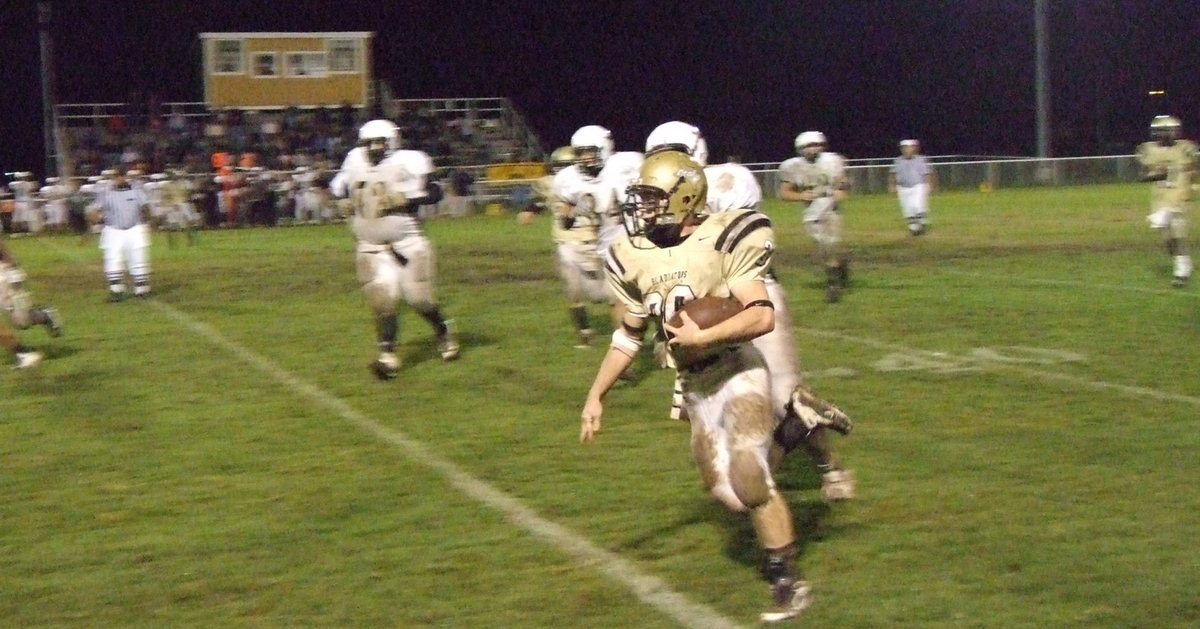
[729,449,772,509]
[693,431,748,512]
[364,283,398,315]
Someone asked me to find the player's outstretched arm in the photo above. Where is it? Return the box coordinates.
[580,316,644,443]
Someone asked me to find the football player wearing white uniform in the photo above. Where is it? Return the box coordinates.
[293,166,322,224]
[0,238,62,368]
[334,119,458,380]
[159,170,198,247]
[8,172,40,233]
[39,177,70,232]
[143,173,169,227]
[520,145,574,226]
[597,150,645,253]
[580,150,813,623]
[550,125,624,347]
[778,131,852,303]
[1137,115,1198,287]
[646,122,855,501]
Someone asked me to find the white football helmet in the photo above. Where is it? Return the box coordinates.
[794,131,827,152]
[570,125,614,174]
[645,121,708,166]
[359,119,400,165]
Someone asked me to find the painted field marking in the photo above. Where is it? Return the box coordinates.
[798,327,1200,408]
[149,300,748,629]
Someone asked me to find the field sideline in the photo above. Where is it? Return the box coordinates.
[2,183,1198,628]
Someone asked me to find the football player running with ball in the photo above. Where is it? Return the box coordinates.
[331,119,458,380]
[579,150,813,622]
[646,121,856,502]
[1137,115,1198,287]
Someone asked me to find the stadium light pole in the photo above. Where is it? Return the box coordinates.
[38,1,57,177]
[1034,0,1050,159]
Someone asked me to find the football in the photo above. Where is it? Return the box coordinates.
[667,296,743,330]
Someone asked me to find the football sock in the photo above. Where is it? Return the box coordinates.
[419,308,449,338]
[570,305,589,332]
[376,314,397,352]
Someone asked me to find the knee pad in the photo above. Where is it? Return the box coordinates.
[1168,213,1188,240]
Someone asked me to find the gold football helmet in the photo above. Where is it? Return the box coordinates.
[622,150,707,247]
[548,146,574,174]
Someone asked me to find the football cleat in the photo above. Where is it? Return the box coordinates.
[42,308,62,337]
[14,351,42,369]
[574,328,595,349]
[760,577,812,623]
[437,335,460,361]
[790,386,853,435]
[1172,276,1188,288]
[820,469,856,502]
[370,354,400,380]
[106,291,124,303]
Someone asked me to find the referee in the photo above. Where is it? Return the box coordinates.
[887,139,935,236]
[98,165,152,301]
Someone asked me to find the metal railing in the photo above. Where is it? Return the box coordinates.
[746,154,1141,196]
[385,96,545,163]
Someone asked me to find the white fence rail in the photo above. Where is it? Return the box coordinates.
[746,154,1141,196]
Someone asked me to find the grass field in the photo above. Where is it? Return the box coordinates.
[2,183,1198,628]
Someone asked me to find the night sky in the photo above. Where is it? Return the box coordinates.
[2,0,1199,176]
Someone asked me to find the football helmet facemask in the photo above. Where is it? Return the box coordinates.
[622,150,707,248]
[1151,115,1181,145]
[359,119,400,165]
[645,121,709,166]
[570,125,614,176]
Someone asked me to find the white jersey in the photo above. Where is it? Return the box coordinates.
[551,165,616,244]
[38,182,71,205]
[8,180,37,203]
[778,152,847,202]
[142,180,166,207]
[292,169,318,191]
[704,162,762,213]
[598,151,644,251]
[342,149,434,244]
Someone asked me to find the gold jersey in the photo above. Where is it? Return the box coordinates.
[604,209,774,325]
[1136,139,1198,206]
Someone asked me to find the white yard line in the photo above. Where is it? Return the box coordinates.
[149,300,747,629]
[797,327,1200,408]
